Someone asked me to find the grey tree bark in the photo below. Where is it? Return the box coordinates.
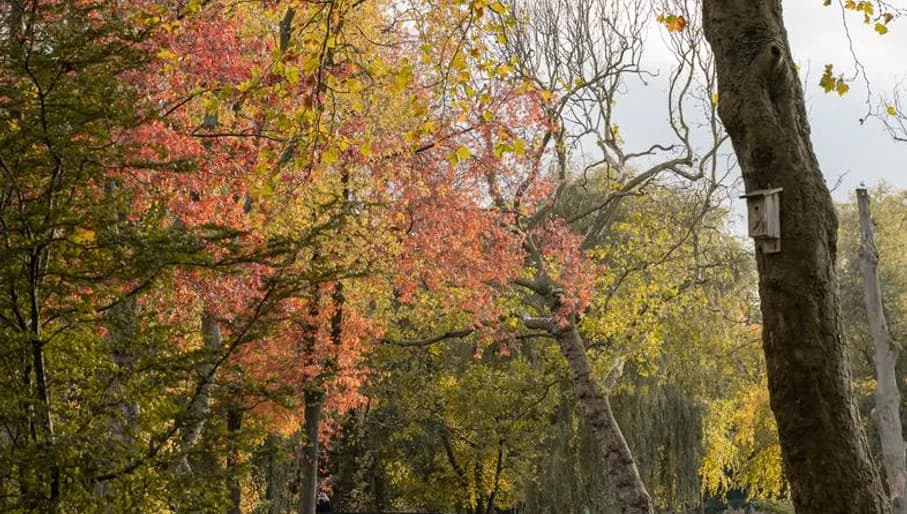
[858,188,907,514]
[176,311,221,474]
[97,297,140,506]
[298,390,324,514]
[701,2,889,512]
[262,434,291,514]
[556,325,652,514]
[523,308,652,514]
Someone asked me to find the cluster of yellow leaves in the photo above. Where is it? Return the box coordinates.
[823,0,896,34]
[701,379,785,499]
[819,64,850,96]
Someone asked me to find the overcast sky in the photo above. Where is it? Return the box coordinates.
[608,1,907,220]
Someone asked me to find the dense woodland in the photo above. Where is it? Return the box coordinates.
[3,0,907,513]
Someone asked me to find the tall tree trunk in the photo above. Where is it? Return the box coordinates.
[177,311,221,474]
[27,251,58,510]
[701,2,888,512]
[31,336,58,510]
[97,297,140,506]
[858,188,907,514]
[263,434,289,514]
[298,389,323,514]
[557,325,652,514]
[225,404,243,514]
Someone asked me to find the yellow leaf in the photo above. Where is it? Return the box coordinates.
[394,63,414,91]
[498,63,515,76]
[456,145,471,162]
[489,1,506,15]
[887,105,898,116]
[69,226,96,244]
[711,92,719,106]
[156,48,177,61]
[836,79,850,96]
[819,64,837,93]
[285,65,300,86]
[323,147,339,164]
[303,54,321,73]
[875,22,889,35]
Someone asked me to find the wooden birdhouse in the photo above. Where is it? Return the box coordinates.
[740,187,782,254]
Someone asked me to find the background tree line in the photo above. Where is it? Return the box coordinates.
[3,0,907,513]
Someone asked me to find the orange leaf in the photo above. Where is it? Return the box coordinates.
[666,15,687,32]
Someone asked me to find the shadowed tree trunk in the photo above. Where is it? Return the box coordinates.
[262,435,290,514]
[298,390,324,514]
[701,2,888,512]
[858,188,907,514]
[226,403,243,514]
[97,297,140,507]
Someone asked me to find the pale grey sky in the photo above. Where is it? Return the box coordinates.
[608,1,907,214]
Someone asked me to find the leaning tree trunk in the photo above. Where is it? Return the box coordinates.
[858,188,907,514]
[701,2,888,512]
[557,325,653,514]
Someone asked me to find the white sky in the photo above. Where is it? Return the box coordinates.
[608,1,907,228]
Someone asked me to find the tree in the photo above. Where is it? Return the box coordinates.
[857,188,907,514]
[701,1,889,512]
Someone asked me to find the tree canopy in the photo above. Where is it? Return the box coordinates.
[2,1,907,513]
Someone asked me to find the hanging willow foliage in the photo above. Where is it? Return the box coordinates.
[522,375,703,514]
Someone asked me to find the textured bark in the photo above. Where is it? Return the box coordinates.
[176,311,221,474]
[97,297,140,506]
[263,434,290,514]
[226,404,243,514]
[858,188,907,514]
[557,326,652,514]
[701,2,888,512]
[298,390,323,514]
[107,298,141,437]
